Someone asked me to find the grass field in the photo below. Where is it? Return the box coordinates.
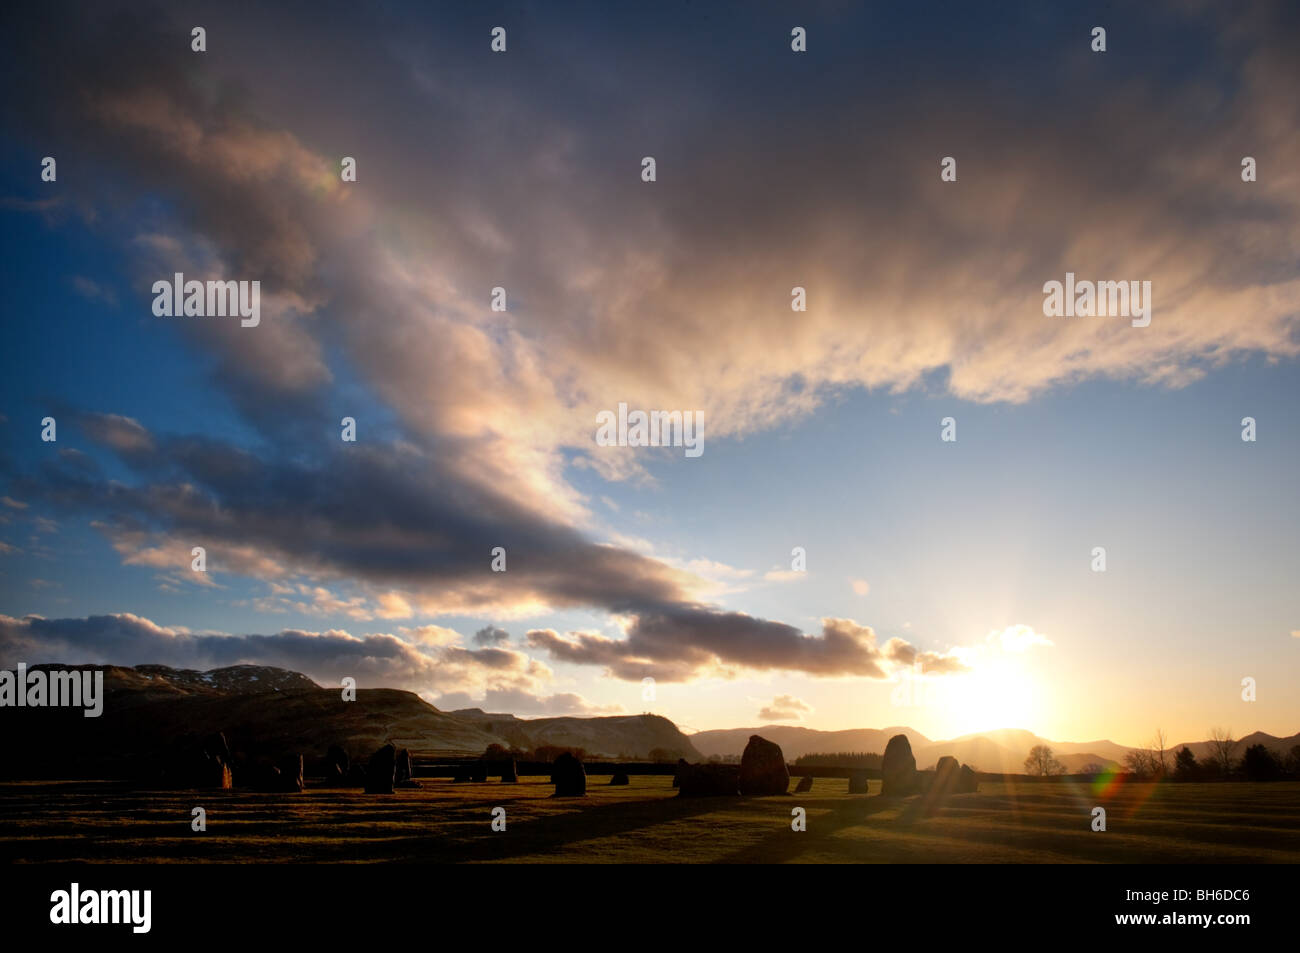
[3,777,1298,863]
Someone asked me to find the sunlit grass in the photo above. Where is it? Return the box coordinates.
[2,778,1297,863]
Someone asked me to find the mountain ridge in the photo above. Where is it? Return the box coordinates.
[4,663,1295,777]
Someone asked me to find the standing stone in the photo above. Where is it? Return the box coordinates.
[365,743,396,794]
[677,763,740,797]
[847,769,869,794]
[211,755,234,790]
[251,763,282,793]
[393,748,421,788]
[672,758,689,788]
[325,745,349,785]
[499,759,518,782]
[471,760,489,783]
[609,771,630,785]
[739,735,790,795]
[552,752,587,797]
[795,775,813,793]
[933,755,960,797]
[881,734,918,796]
[204,732,231,766]
[276,753,304,792]
[957,764,979,793]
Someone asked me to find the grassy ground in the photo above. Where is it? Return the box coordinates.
[2,777,1298,863]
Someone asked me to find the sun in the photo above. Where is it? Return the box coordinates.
[939,661,1042,736]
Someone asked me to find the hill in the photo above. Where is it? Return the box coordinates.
[1168,730,1300,766]
[0,664,699,779]
[450,709,701,760]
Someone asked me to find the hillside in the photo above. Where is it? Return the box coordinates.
[4,663,1293,780]
[451,709,701,760]
[0,664,700,779]
[1168,730,1300,766]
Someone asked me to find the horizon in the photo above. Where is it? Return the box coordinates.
[4,658,1292,753]
[3,1,1299,753]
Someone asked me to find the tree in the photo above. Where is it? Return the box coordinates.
[1173,746,1198,781]
[1123,749,1156,779]
[1208,728,1236,779]
[1241,744,1281,782]
[1286,745,1300,778]
[1024,744,1065,777]
[1151,729,1168,777]
[1080,762,1105,776]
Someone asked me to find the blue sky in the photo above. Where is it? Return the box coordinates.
[1,1,1298,746]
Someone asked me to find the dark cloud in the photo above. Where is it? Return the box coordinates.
[527,615,967,683]
[0,613,551,698]
[473,625,510,647]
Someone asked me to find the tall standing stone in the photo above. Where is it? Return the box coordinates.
[326,745,349,784]
[365,743,396,794]
[277,753,304,792]
[394,748,413,784]
[847,769,869,794]
[552,752,587,797]
[933,755,960,797]
[672,758,688,788]
[738,735,790,795]
[881,734,919,796]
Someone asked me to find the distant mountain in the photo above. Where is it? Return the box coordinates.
[5,663,1291,780]
[690,723,1133,773]
[0,664,698,779]
[689,725,930,761]
[451,708,701,760]
[689,723,1299,774]
[1168,730,1300,765]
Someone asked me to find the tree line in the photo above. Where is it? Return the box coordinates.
[1023,729,1300,781]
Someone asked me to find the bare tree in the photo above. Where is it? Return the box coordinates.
[1152,728,1168,777]
[1024,744,1065,777]
[1208,727,1236,779]
[1124,749,1156,779]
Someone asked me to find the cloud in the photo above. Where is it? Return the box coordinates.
[3,2,1297,695]
[0,613,557,700]
[758,694,813,722]
[988,624,1054,654]
[401,624,462,647]
[436,687,621,716]
[527,614,967,682]
[473,625,510,647]
[80,413,154,454]
[70,276,118,307]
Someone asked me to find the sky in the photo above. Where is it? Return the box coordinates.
[1,1,1297,749]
